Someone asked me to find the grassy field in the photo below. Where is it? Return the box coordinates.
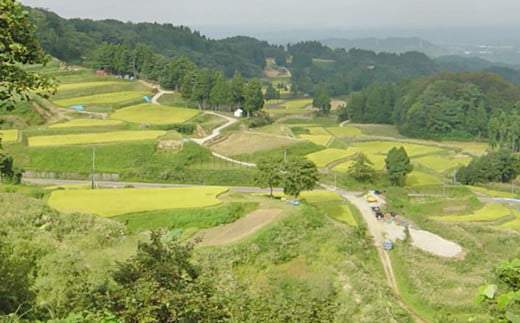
[282,98,312,109]
[111,103,199,124]
[498,209,520,230]
[306,127,330,136]
[306,148,352,167]
[28,130,166,147]
[298,134,332,146]
[53,91,149,107]
[0,129,19,143]
[441,141,489,156]
[48,186,229,217]
[431,203,513,222]
[49,119,124,129]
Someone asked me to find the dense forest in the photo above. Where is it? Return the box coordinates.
[340,72,520,145]
[26,7,285,78]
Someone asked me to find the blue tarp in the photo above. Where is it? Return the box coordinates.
[70,105,84,111]
[143,96,151,103]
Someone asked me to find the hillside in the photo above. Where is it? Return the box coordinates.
[26,7,285,78]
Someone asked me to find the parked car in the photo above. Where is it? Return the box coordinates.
[366,195,377,202]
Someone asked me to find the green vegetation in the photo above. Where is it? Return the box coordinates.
[385,146,414,186]
[28,130,167,147]
[298,134,332,146]
[48,186,228,217]
[406,171,442,186]
[301,191,358,227]
[114,202,258,233]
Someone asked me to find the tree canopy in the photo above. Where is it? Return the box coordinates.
[1,0,56,109]
[385,147,413,186]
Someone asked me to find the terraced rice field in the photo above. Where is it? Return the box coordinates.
[333,153,386,172]
[307,127,331,136]
[415,155,471,173]
[306,148,352,167]
[431,203,513,222]
[498,209,520,230]
[48,186,228,217]
[301,191,357,227]
[351,140,444,157]
[49,119,124,128]
[466,186,518,198]
[406,171,442,186]
[211,132,301,155]
[326,126,362,137]
[57,81,121,91]
[111,103,199,124]
[442,141,489,156]
[298,134,332,146]
[28,130,166,147]
[282,99,312,109]
[0,129,19,143]
[53,91,149,107]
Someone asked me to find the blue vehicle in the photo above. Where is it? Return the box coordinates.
[383,240,393,250]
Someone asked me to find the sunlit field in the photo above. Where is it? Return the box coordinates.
[111,103,199,124]
[28,130,166,147]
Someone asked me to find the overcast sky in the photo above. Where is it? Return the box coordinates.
[19,0,520,30]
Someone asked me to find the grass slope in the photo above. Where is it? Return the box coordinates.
[431,203,512,222]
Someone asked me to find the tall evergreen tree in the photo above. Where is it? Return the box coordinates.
[385,147,413,186]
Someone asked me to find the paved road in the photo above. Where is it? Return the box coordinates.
[22,177,281,194]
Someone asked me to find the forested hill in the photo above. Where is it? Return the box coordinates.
[343,72,520,144]
[26,7,285,77]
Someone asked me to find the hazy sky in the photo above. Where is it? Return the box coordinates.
[20,0,520,29]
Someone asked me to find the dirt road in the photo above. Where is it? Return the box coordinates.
[190,209,282,247]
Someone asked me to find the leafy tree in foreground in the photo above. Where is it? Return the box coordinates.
[102,231,227,323]
[283,158,319,198]
[476,258,520,322]
[348,153,376,182]
[385,146,413,186]
[243,79,264,117]
[255,156,283,197]
[312,85,331,115]
[0,0,56,110]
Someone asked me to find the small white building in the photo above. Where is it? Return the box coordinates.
[234,108,244,118]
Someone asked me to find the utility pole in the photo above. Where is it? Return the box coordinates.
[91,147,96,189]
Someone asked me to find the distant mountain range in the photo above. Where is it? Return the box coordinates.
[321,37,447,57]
